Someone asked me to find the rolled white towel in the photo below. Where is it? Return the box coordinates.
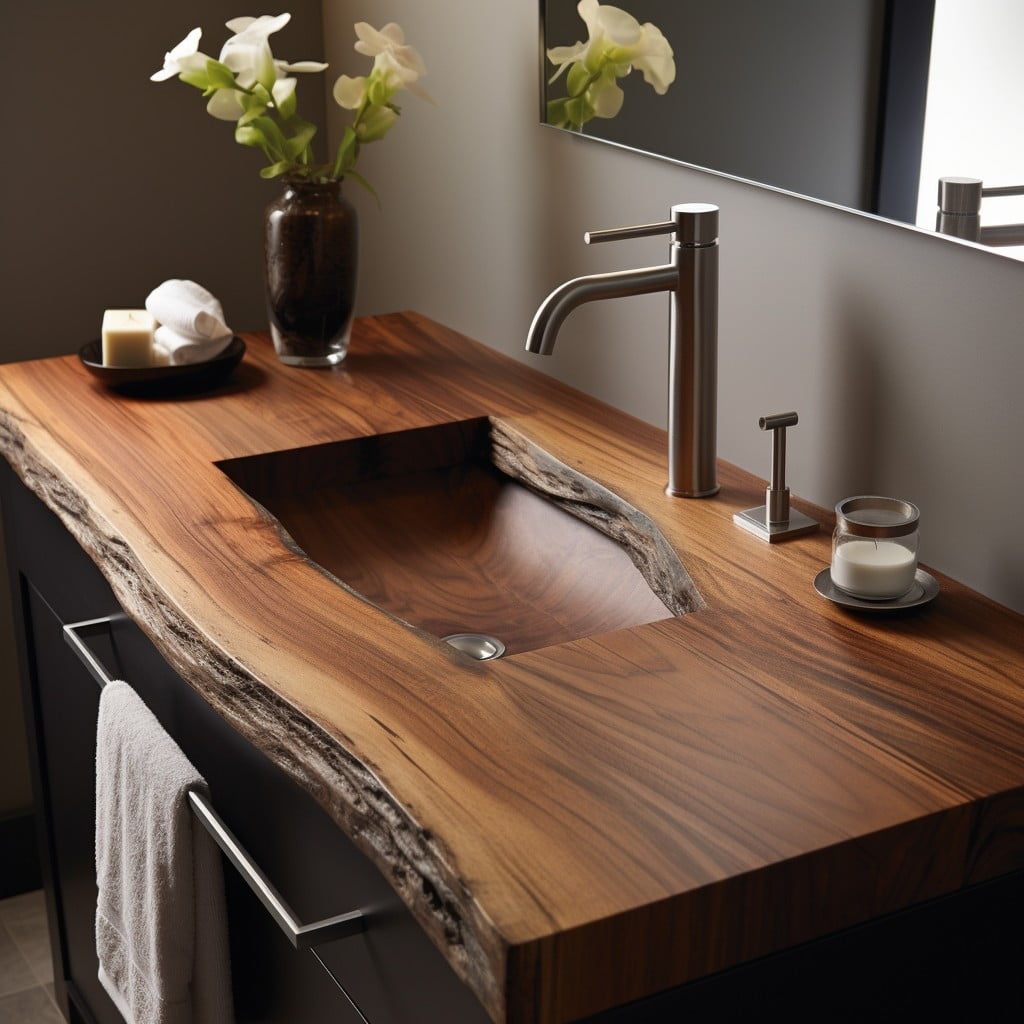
[145,280,233,365]
[154,325,233,366]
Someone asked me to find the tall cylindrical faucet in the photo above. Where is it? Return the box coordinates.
[525,203,719,498]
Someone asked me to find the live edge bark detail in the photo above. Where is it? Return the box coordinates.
[0,408,508,1021]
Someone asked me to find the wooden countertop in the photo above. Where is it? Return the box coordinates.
[2,313,1023,1023]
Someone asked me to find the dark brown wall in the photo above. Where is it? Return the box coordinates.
[0,0,325,819]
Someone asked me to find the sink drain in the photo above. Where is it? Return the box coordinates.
[442,633,506,661]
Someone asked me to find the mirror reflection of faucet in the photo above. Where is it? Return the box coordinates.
[526,203,720,498]
[935,177,1024,246]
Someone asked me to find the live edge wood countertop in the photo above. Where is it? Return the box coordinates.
[2,313,1023,1023]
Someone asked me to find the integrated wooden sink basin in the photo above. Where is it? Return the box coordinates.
[219,417,703,656]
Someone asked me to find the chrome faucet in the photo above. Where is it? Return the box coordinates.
[935,176,1024,246]
[525,203,719,498]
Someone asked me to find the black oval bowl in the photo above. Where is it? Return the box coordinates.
[79,337,246,396]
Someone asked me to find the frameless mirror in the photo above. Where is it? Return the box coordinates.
[540,1,1024,260]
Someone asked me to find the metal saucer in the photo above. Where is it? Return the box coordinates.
[813,567,939,611]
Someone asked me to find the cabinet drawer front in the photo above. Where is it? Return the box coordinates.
[4,465,488,1024]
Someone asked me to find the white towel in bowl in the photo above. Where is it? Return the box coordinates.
[95,679,233,1024]
[153,325,233,366]
[145,280,233,365]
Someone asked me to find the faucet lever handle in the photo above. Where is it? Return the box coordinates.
[732,411,819,543]
[759,412,797,512]
[586,204,720,248]
[584,221,676,245]
[759,411,799,433]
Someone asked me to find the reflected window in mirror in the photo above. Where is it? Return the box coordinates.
[540,1,1024,260]
[916,2,1024,256]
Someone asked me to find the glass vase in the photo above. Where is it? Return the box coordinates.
[264,180,358,367]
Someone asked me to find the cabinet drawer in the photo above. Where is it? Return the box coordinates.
[3,464,488,1024]
[98,612,487,1024]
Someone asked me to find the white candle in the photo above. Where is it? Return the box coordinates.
[101,309,156,367]
[831,540,917,599]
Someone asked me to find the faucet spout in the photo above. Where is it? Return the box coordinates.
[525,202,720,498]
[526,265,678,355]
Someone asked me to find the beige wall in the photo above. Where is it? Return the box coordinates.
[325,0,1024,615]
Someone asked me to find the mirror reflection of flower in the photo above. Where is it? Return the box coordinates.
[152,13,432,197]
[546,0,675,131]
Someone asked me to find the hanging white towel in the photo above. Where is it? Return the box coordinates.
[95,679,234,1023]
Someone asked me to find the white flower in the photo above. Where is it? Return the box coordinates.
[151,27,209,82]
[153,15,429,188]
[589,67,625,119]
[353,22,432,101]
[206,89,245,121]
[219,13,290,93]
[203,14,328,122]
[332,74,366,110]
[271,77,297,108]
[277,58,328,74]
[547,0,675,105]
[207,73,301,121]
[624,24,674,95]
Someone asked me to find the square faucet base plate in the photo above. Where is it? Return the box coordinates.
[733,506,820,543]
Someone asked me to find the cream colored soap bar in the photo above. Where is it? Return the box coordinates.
[101,309,156,367]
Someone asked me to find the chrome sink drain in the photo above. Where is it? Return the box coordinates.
[442,633,506,661]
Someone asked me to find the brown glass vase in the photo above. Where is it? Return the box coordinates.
[264,180,358,367]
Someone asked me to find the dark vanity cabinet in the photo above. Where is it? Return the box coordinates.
[1,461,489,1024]
[5,455,1024,1024]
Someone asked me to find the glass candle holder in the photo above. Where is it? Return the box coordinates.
[831,496,920,600]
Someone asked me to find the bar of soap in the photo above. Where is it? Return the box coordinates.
[101,309,156,367]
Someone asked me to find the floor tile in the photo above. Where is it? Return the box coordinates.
[0,985,64,1023]
[0,890,46,930]
[0,891,53,985]
[0,923,37,999]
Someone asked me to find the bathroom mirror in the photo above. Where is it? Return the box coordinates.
[540,0,1024,259]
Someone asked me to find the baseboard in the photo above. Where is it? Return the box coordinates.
[0,812,41,898]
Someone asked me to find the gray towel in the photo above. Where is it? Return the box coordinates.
[95,680,234,1023]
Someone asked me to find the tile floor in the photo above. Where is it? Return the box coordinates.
[0,890,62,1023]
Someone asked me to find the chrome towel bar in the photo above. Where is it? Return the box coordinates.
[63,616,367,952]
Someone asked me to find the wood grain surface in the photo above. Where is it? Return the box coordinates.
[1,312,1022,1023]
[218,417,694,655]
